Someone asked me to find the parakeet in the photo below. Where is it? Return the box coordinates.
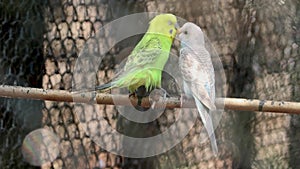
[96,14,179,97]
[177,22,218,155]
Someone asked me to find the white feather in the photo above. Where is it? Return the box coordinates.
[195,99,218,156]
[179,22,218,156]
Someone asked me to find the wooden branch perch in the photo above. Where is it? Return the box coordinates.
[0,85,299,114]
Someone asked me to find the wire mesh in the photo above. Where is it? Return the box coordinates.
[0,0,299,168]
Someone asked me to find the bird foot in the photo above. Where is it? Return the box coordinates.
[180,94,188,108]
[149,88,168,109]
[129,92,136,98]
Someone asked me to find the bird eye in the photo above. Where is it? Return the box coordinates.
[184,31,188,34]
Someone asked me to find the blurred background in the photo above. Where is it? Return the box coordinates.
[0,0,299,168]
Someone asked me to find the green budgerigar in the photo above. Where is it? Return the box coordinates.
[96,14,179,96]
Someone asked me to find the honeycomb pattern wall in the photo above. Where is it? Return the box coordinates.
[0,0,299,168]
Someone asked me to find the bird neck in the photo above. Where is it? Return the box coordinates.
[148,25,174,41]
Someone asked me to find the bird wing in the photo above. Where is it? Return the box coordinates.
[123,36,162,72]
[180,47,218,155]
[180,48,216,110]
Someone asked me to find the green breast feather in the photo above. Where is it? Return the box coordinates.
[115,33,172,93]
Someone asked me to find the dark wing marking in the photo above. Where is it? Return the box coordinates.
[124,37,162,72]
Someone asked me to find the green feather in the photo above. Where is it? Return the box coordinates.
[97,14,178,93]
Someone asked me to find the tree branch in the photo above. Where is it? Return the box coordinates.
[0,85,299,114]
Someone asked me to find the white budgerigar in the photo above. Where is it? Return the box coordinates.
[177,22,218,155]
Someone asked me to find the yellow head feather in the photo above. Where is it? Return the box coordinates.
[148,14,178,40]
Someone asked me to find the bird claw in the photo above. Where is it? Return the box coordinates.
[151,101,156,109]
[129,92,136,98]
[160,88,170,98]
[180,94,188,108]
[149,88,168,109]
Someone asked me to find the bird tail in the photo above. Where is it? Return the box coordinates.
[195,99,218,156]
[95,82,114,92]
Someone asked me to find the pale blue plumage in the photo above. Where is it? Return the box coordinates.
[178,22,218,155]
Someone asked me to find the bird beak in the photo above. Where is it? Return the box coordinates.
[175,23,180,30]
[176,28,182,35]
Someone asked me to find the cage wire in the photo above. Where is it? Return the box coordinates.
[0,0,299,169]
